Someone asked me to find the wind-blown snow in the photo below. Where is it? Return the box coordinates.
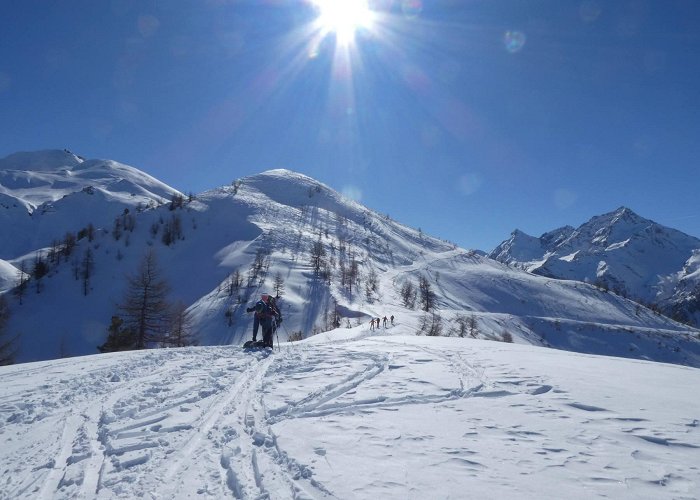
[1,335,698,499]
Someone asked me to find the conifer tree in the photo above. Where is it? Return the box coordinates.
[419,311,443,336]
[62,232,77,258]
[310,240,326,277]
[117,249,171,349]
[81,247,94,296]
[14,261,30,305]
[273,272,285,298]
[226,269,243,297]
[165,302,198,347]
[98,316,136,353]
[400,280,417,309]
[418,275,435,312]
[33,253,49,294]
[0,295,18,365]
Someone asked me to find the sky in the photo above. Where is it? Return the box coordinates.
[1,0,699,252]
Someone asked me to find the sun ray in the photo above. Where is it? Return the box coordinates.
[312,0,374,45]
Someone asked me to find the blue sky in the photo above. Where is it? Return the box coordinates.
[1,0,699,251]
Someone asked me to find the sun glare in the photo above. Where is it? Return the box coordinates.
[313,0,373,44]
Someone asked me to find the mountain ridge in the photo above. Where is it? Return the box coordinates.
[490,206,700,326]
[1,151,699,367]
[0,149,182,260]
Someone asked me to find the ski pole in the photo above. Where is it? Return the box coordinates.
[281,322,293,345]
[275,318,286,351]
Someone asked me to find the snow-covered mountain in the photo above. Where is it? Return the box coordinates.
[490,207,700,327]
[0,149,181,260]
[1,335,698,499]
[2,152,700,497]
[1,154,698,368]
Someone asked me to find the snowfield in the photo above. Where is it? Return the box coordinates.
[1,332,699,499]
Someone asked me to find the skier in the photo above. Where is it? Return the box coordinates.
[246,293,281,348]
[369,318,375,330]
[390,315,395,326]
[382,316,388,328]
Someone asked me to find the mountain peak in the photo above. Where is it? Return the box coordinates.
[490,206,700,325]
[579,207,651,238]
[602,206,646,225]
[0,150,181,258]
[249,169,326,188]
[0,149,84,172]
[613,205,641,220]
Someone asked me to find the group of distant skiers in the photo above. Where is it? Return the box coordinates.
[245,292,397,348]
[369,315,394,330]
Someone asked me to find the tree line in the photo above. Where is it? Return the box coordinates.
[3,193,198,362]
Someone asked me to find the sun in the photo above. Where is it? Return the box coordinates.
[312,0,374,44]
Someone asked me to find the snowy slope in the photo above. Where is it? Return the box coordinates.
[0,149,84,173]
[490,226,575,266]
[0,258,18,293]
[491,207,700,326]
[0,149,181,258]
[1,335,698,499]
[667,250,700,323]
[3,169,699,368]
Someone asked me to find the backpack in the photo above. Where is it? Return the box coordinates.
[254,300,274,318]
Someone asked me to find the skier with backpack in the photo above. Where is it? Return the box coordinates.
[245,293,282,348]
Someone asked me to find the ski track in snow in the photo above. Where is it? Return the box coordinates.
[0,347,341,500]
[1,339,699,499]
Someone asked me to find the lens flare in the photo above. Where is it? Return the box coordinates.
[579,1,602,23]
[313,0,374,44]
[401,0,423,19]
[503,31,526,53]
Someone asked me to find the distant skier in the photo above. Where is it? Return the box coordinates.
[390,315,395,326]
[370,318,375,331]
[382,316,388,328]
[246,293,281,348]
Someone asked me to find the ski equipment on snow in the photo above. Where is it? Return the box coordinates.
[243,340,271,350]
